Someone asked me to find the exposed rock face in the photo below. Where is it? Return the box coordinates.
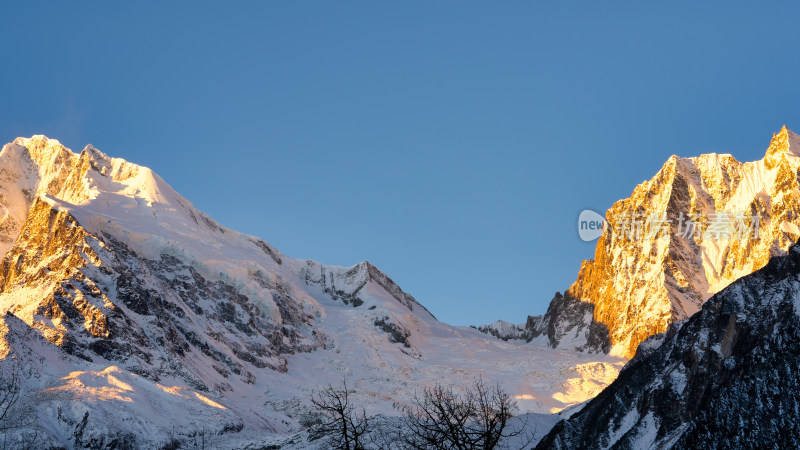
[537,240,800,449]
[1,196,324,384]
[526,292,611,353]
[534,126,800,357]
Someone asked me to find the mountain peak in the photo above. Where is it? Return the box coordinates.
[6,135,71,167]
[14,134,61,147]
[538,125,800,358]
[765,125,800,164]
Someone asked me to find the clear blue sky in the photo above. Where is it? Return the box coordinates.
[2,2,799,325]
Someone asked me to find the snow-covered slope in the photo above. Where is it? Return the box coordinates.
[524,126,800,358]
[0,136,623,447]
[537,239,800,449]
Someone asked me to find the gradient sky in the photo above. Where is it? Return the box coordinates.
[2,2,800,326]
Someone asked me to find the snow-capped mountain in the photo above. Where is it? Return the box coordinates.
[525,126,800,358]
[0,136,623,447]
[537,239,800,448]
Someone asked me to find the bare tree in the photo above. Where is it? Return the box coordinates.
[469,378,515,449]
[0,358,37,450]
[190,426,208,450]
[308,377,533,450]
[0,362,21,429]
[310,378,369,450]
[400,377,527,450]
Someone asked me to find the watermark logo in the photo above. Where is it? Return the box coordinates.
[577,209,761,242]
[578,209,607,241]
